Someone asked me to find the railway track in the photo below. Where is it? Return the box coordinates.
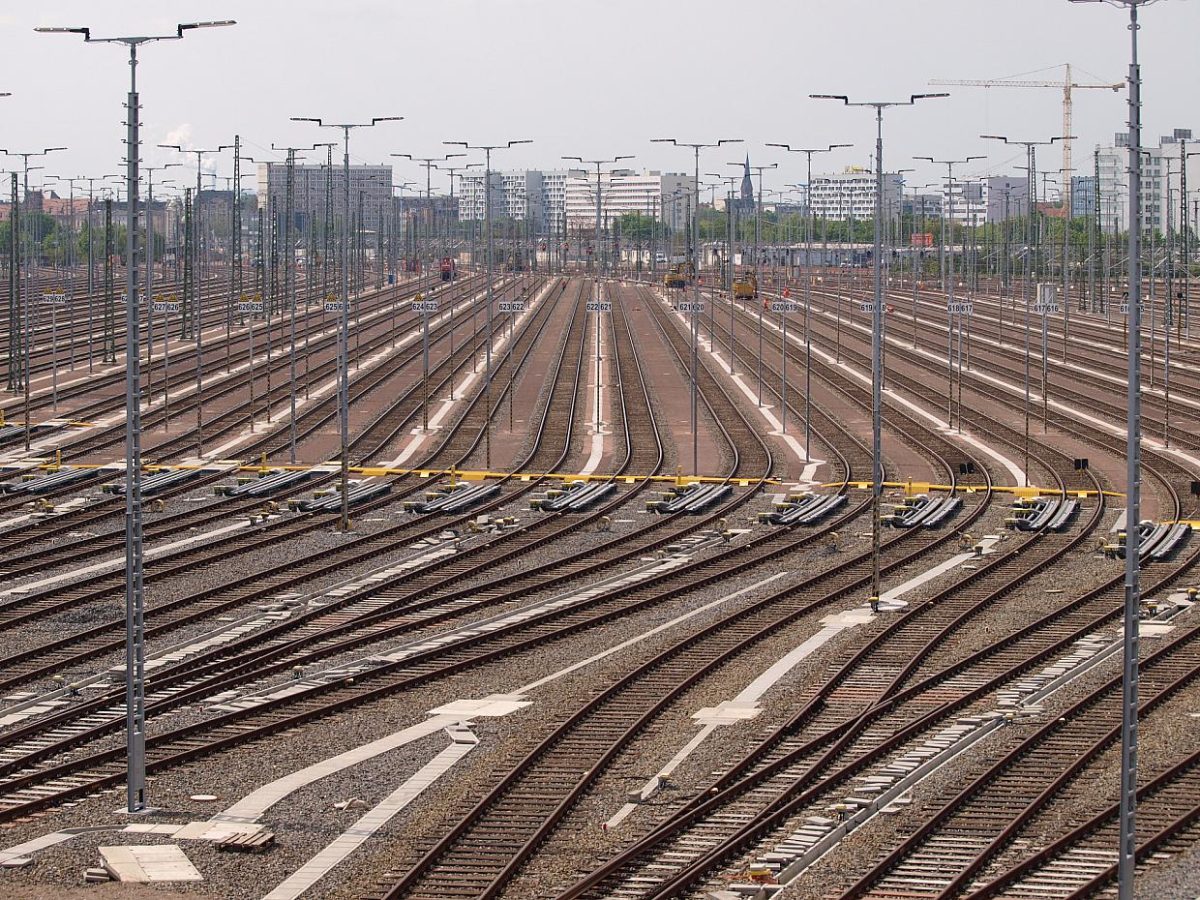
[0,277,521,556]
[841,615,1200,900]
[0,278,568,680]
[355,281,997,899]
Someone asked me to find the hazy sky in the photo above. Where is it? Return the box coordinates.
[3,1,1197,198]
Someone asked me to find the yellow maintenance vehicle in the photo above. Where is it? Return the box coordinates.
[733,272,758,301]
[663,262,693,289]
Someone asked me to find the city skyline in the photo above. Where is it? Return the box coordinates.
[3,1,1197,199]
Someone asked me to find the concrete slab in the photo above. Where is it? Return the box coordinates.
[99,844,202,883]
[427,693,531,719]
[1140,622,1175,637]
[692,701,761,724]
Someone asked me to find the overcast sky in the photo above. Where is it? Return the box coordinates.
[3,0,1197,198]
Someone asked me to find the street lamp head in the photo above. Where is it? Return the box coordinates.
[1067,0,1165,6]
[34,26,89,38]
[177,20,236,34]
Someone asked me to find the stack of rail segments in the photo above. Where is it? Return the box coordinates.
[1104,519,1191,561]
[531,480,617,513]
[0,422,55,447]
[406,480,501,515]
[292,479,391,512]
[1004,495,1080,533]
[217,468,321,498]
[758,491,847,526]
[646,481,731,515]
[0,467,94,495]
[883,493,963,528]
[104,467,204,497]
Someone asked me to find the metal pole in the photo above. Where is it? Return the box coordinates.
[341,128,351,530]
[692,148,700,474]
[123,41,147,814]
[805,155,814,460]
[1119,5,1144,894]
[871,106,884,609]
[486,149,494,471]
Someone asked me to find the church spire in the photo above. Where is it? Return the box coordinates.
[740,154,754,208]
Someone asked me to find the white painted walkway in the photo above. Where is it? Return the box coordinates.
[780,302,1028,486]
[661,294,826,485]
[580,283,610,477]
[825,300,1200,478]
[382,278,553,469]
[0,514,256,601]
[1,280,501,465]
[260,727,478,900]
[606,535,1000,829]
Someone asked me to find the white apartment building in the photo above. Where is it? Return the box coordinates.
[809,168,902,221]
[937,175,1029,223]
[456,169,566,229]
[563,170,694,232]
[457,171,511,223]
[1095,128,1200,234]
[456,168,696,232]
[541,170,569,228]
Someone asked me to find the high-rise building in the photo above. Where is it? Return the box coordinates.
[457,171,505,224]
[457,168,694,232]
[257,163,392,233]
[458,170,550,226]
[808,168,902,221]
[564,169,694,231]
[937,176,1028,223]
[1095,128,1200,233]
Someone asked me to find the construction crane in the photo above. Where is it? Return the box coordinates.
[930,64,1123,215]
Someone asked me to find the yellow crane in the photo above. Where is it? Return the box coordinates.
[930,64,1123,215]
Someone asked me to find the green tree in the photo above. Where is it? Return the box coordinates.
[613,212,655,241]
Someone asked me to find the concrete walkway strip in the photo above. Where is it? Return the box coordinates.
[0,517,255,601]
[382,278,549,469]
[212,716,459,826]
[580,291,610,478]
[260,729,477,900]
[607,536,1000,830]
[662,294,826,479]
